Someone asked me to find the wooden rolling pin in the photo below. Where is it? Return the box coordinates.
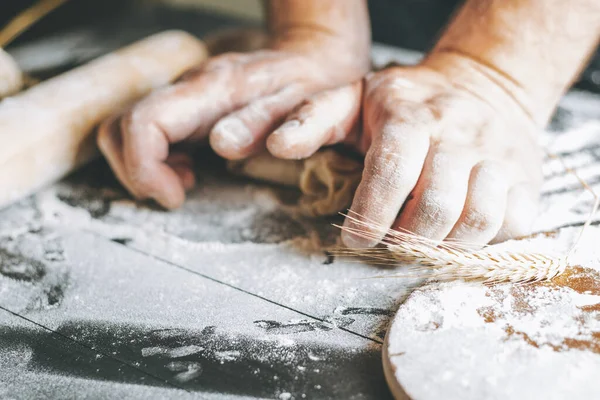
[0,30,208,209]
[0,48,23,98]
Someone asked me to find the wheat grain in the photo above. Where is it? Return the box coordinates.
[332,150,600,285]
[333,211,568,284]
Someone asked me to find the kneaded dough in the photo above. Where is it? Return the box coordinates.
[228,152,305,187]
[228,150,363,217]
[0,48,23,98]
[298,150,363,217]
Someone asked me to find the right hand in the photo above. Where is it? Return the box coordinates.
[97,29,370,209]
[267,56,544,247]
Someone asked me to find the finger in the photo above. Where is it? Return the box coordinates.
[112,69,239,206]
[98,114,196,201]
[446,161,509,245]
[126,51,319,145]
[123,72,253,149]
[209,85,306,160]
[120,54,320,205]
[491,183,539,243]
[120,114,187,209]
[341,109,432,248]
[115,78,226,206]
[166,153,196,191]
[118,67,260,206]
[97,114,136,195]
[267,82,363,159]
[394,148,474,241]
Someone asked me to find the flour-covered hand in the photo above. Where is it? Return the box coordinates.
[268,0,600,247]
[97,0,370,209]
[269,57,543,246]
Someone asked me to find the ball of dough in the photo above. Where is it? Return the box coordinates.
[228,150,363,217]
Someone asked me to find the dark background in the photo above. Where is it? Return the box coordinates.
[1,0,599,93]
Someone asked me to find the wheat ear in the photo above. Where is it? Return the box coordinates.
[333,211,568,284]
[333,150,600,284]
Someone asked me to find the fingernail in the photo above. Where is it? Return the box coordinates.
[273,119,301,135]
[212,117,253,148]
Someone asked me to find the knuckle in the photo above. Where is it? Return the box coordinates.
[370,97,404,121]
[240,101,272,123]
[366,68,398,85]
[369,146,406,180]
[379,129,428,161]
[426,93,457,112]
[305,91,337,111]
[120,109,139,135]
[368,102,438,137]
[429,94,490,127]
[399,103,439,126]
[96,123,112,151]
[294,100,318,123]
[474,160,504,176]
[365,85,390,107]
[462,207,501,232]
[429,152,453,173]
[121,105,157,138]
[204,52,245,70]
[377,120,411,145]
[315,84,357,104]
[429,152,472,178]
[365,70,398,100]
[308,88,333,103]
[473,160,509,188]
[417,189,463,227]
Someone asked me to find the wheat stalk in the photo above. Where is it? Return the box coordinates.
[332,150,599,285]
[333,211,569,284]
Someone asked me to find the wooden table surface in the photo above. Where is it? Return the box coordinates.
[1,4,600,399]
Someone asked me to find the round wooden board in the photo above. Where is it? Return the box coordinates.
[383,232,600,399]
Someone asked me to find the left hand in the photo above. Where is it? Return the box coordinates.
[96,32,369,209]
[266,56,544,247]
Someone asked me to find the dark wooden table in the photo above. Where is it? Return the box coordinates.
[1,3,599,399]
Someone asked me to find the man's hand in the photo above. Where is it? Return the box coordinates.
[97,0,370,209]
[268,57,542,246]
[270,0,599,247]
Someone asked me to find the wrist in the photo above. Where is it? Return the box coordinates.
[422,50,547,127]
[422,0,600,128]
[266,0,371,81]
[270,27,370,82]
